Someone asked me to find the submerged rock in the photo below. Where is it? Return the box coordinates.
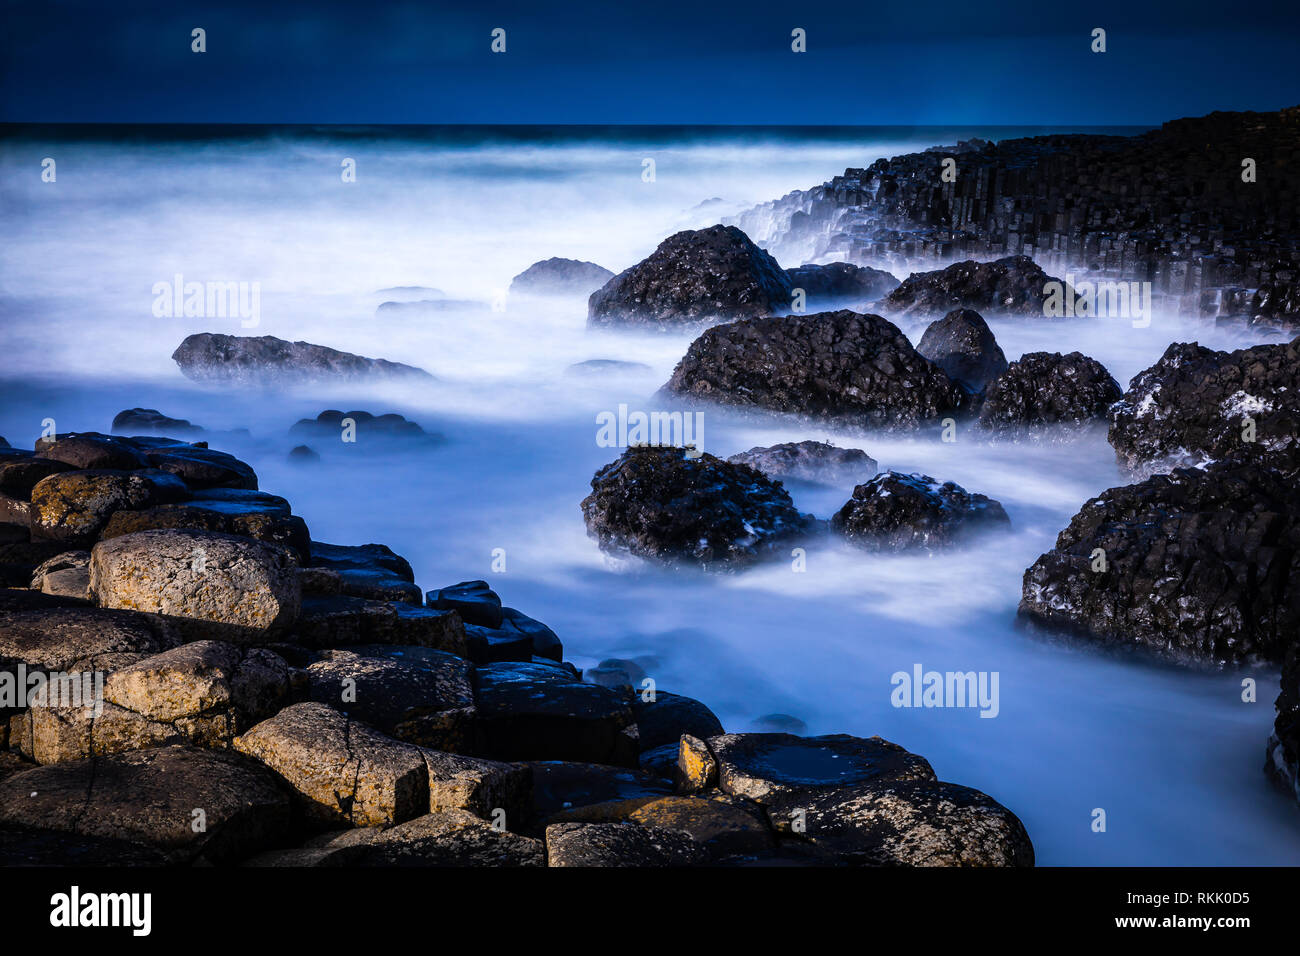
[1108,339,1300,478]
[727,441,877,486]
[580,445,812,570]
[871,255,1070,318]
[831,472,1010,552]
[975,351,1122,439]
[511,257,614,296]
[915,308,1008,393]
[111,408,203,437]
[1019,449,1300,667]
[661,310,964,430]
[588,225,793,331]
[564,359,653,377]
[289,409,441,445]
[172,333,433,385]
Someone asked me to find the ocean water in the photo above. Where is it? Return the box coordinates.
[1,125,1296,865]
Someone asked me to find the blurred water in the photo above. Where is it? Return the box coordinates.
[0,127,1296,864]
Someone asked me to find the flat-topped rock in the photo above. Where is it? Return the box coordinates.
[29,469,190,543]
[173,332,433,385]
[0,745,291,864]
[90,529,302,641]
[545,821,709,866]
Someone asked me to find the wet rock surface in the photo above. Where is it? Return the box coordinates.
[1268,647,1299,807]
[726,441,878,486]
[511,257,613,296]
[173,333,433,385]
[976,351,1122,439]
[661,309,964,429]
[1019,449,1300,667]
[786,262,900,304]
[289,409,442,446]
[588,225,793,331]
[871,256,1067,319]
[1108,338,1300,478]
[915,308,1008,393]
[581,446,812,570]
[831,472,1011,552]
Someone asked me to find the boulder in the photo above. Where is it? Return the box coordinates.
[90,530,302,641]
[871,255,1069,318]
[172,332,433,385]
[976,351,1122,439]
[426,580,503,628]
[764,779,1035,866]
[305,648,476,751]
[100,493,311,564]
[293,596,466,655]
[1019,450,1300,667]
[915,308,1008,393]
[29,469,189,544]
[111,408,203,437]
[246,808,544,867]
[676,734,718,793]
[0,590,167,672]
[142,445,258,490]
[660,310,964,429]
[545,821,709,866]
[0,745,291,864]
[234,702,429,827]
[288,444,320,465]
[588,225,793,331]
[310,541,420,605]
[546,794,774,861]
[510,257,614,296]
[726,441,877,486]
[705,733,936,803]
[831,472,1011,552]
[1108,339,1300,478]
[786,262,900,304]
[35,434,148,471]
[632,692,725,752]
[473,661,638,766]
[581,446,812,570]
[29,550,91,601]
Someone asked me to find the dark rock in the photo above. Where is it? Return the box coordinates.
[588,225,793,331]
[473,661,638,766]
[1267,646,1299,806]
[310,541,420,605]
[288,444,320,464]
[294,596,467,656]
[99,499,311,564]
[29,550,91,601]
[564,359,653,377]
[580,446,812,570]
[111,408,203,437]
[545,821,709,866]
[915,308,1008,393]
[289,409,441,445]
[0,458,76,499]
[831,472,1011,552]
[705,733,937,803]
[172,332,433,385]
[29,469,191,544]
[427,580,503,628]
[35,434,148,471]
[871,256,1068,318]
[143,445,258,490]
[526,761,673,820]
[632,692,725,752]
[976,351,1122,439]
[545,793,774,861]
[0,745,291,864]
[764,779,1035,866]
[661,310,964,430]
[511,257,614,296]
[786,262,899,304]
[0,825,169,866]
[1019,450,1300,667]
[727,441,877,486]
[0,589,168,672]
[1108,339,1300,478]
[305,648,476,752]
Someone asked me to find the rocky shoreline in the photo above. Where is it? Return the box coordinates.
[0,432,1034,866]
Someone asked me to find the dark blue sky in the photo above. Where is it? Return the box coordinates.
[4,0,1299,124]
